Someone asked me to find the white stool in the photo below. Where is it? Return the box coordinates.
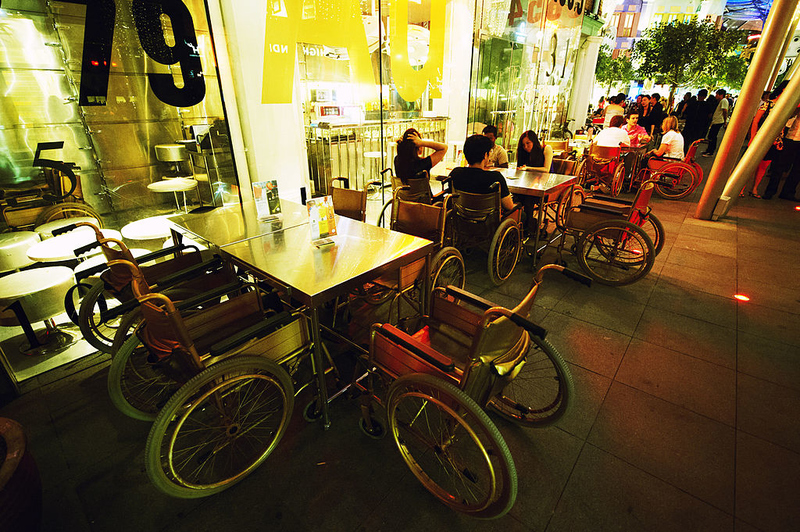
[121,216,173,241]
[26,228,122,263]
[34,217,99,240]
[147,178,198,213]
[0,266,75,354]
[0,232,41,273]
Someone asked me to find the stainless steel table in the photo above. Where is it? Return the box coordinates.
[221,217,434,429]
[167,199,309,247]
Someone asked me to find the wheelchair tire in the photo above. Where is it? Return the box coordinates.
[611,165,625,197]
[488,218,521,286]
[574,159,587,186]
[489,336,573,427]
[34,202,103,227]
[431,246,465,291]
[110,307,143,356]
[78,280,125,354]
[576,220,654,286]
[107,333,179,421]
[640,212,665,256]
[145,356,294,498]
[653,161,697,199]
[386,374,517,519]
[377,199,393,228]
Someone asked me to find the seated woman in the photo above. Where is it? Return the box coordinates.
[516,130,553,172]
[647,115,684,160]
[449,134,516,214]
[394,128,448,187]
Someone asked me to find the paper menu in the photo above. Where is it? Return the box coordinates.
[307,196,337,242]
[253,181,282,220]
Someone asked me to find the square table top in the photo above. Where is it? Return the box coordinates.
[221,217,434,307]
[168,199,309,248]
[431,164,577,198]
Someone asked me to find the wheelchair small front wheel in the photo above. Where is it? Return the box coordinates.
[488,218,522,286]
[387,374,517,518]
[145,356,294,498]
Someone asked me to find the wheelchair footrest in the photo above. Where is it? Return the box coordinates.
[208,311,296,357]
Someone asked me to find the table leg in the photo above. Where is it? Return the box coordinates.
[309,306,331,429]
[532,197,546,268]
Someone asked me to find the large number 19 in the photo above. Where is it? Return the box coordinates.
[56,0,206,107]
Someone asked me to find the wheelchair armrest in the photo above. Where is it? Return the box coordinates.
[208,311,297,357]
[504,202,523,218]
[443,286,547,339]
[505,312,548,340]
[75,262,110,282]
[378,324,456,373]
[152,256,224,288]
[584,195,632,207]
[576,203,626,216]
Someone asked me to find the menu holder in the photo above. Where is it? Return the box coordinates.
[253,180,283,220]
[307,196,337,247]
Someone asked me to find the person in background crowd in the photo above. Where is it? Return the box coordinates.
[394,128,448,185]
[516,130,552,171]
[742,82,788,198]
[649,93,666,143]
[647,115,684,160]
[617,93,628,112]
[598,96,606,110]
[762,103,800,201]
[449,134,516,212]
[702,89,729,157]
[676,92,692,118]
[593,115,630,148]
[637,94,657,137]
[602,95,625,128]
[682,88,712,148]
[624,112,651,147]
[482,125,509,168]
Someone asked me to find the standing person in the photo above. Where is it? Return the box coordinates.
[683,89,711,148]
[676,92,692,117]
[482,125,509,168]
[742,82,788,198]
[638,95,657,138]
[762,104,800,201]
[516,130,552,171]
[394,128,448,185]
[449,135,516,212]
[602,95,625,128]
[702,89,729,157]
[649,93,666,144]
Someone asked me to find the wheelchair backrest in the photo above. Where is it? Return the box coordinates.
[685,139,702,162]
[452,186,500,224]
[396,173,433,204]
[331,186,367,222]
[392,191,447,245]
[544,140,569,154]
[588,145,621,162]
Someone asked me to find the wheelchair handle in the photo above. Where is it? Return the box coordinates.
[51,223,79,236]
[506,312,547,339]
[562,268,592,287]
[443,285,548,339]
[74,240,101,257]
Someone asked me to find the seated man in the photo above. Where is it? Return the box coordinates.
[623,112,651,147]
[592,115,630,148]
[483,125,509,168]
[449,134,516,213]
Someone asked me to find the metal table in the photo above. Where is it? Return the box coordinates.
[167,199,309,247]
[221,216,434,429]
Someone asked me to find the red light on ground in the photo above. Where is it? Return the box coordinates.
[734,294,750,302]
[631,249,642,255]
[90,60,99,66]
[111,62,117,67]
[795,205,800,211]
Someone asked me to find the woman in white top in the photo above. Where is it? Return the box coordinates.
[602,95,625,129]
[648,115,684,159]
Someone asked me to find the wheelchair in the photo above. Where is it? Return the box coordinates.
[1,141,101,230]
[354,264,590,518]
[359,188,465,322]
[107,259,311,497]
[553,179,661,286]
[574,144,626,197]
[448,183,523,286]
[376,169,439,228]
[633,139,704,199]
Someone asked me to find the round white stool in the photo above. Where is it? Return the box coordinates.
[0,266,75,354]
[121,216,173,241]
[148,178,198,213]
[0,232,41,273]
[34,217,99,240]
[26,228,122,263]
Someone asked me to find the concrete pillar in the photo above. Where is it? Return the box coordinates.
[694,0,800,220]
[568,35,603,133]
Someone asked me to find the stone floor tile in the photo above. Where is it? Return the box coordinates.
[658,261,737,299]
[737,332,800,392]
[547,444,733,532]
[736,431,800,531]
[554,289,645,336]
[616,339,736,426]
[737,301,800,347]
[588,382,735,512]
[737,259,800,291]
[737,373,800,453]
[634,307,736,369]
[735,276,800,315]
[665,247,737,272]
[552,363,611,440]
[648,280,737,328]
[673,233,737,258]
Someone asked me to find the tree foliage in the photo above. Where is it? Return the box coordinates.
[632,19,744,105]
[595,45,636,96]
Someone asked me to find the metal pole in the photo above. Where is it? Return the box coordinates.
[695,0,800,220]
[717,71,800,216]
[767,16,799,90]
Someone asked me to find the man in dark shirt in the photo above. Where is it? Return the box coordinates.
[683,89,713,148]
[449,135,516,212]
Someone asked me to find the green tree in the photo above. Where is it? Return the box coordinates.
[595,44,636,96]
[633,19,744,106]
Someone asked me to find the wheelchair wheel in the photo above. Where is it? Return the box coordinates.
[431,246,465,290]
[145,356,294,498]
[107,333,180,421]
[489,336,573,427]
[387,374,517,518]
[576,220,654,286]
[574,159,587,186]
[488,218,521,286]
[610,165,625,197]
[78,280,125,353]
[354,282,394,305]
[640,212,665,256]
[653,161,697,199]
[35,202,103,227]
[377,199,393,228]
